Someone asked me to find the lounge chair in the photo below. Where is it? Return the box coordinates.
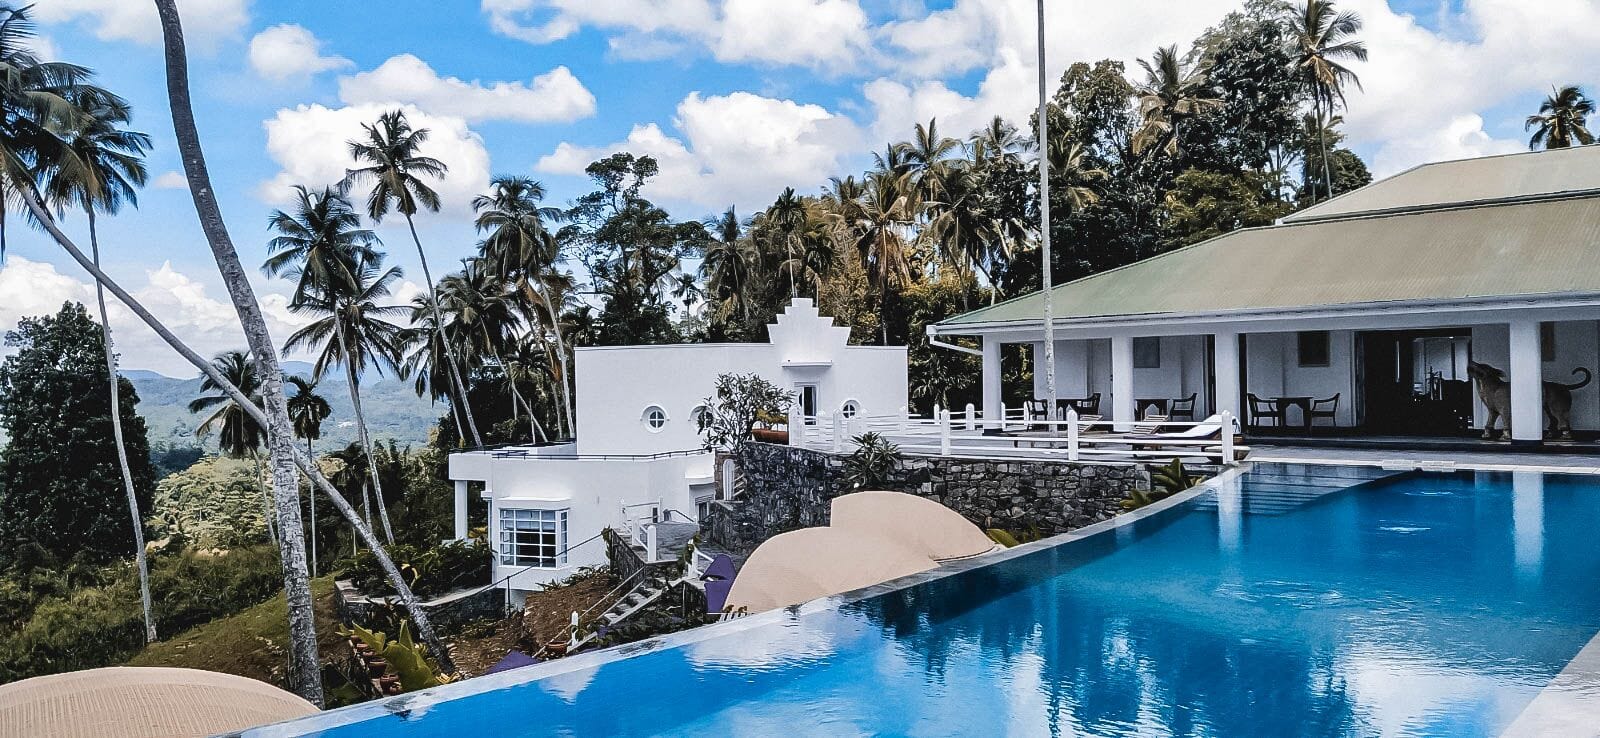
[1119,414,1249,461]
[1130,414,1169,435]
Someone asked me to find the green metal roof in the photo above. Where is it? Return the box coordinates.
[1284,145,1600,223]
[939,192,1600,328]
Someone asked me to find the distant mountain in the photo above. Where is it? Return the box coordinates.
[128,364,444,453]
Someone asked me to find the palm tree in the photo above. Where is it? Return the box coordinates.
[897,118,961,208]
[968,116,1027,164]
[437,259,546,441]
[263,185,381,303]
[1291,0,1367,203]
[285,375,330,576]
[188,351,273,543]
[700,207,756,327]
[283,260,408,544]
[264,185,399,545]
[343,109,483,448]
[767,187,807,298]
[472,175,573,436]
[852,169,915,345]
[1526,85,1596,150]
[1133,45,1222,157]
[39,91,157,643]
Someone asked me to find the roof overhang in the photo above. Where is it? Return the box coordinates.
[932,291,1600,340]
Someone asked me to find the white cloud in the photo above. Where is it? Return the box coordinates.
[150,171,188,190]
[337,54,596,124]
[33,0,249,48]
[0,256,312,377]
[248,23,352,81]
[258,103,491,220]
[1366,114,1524,178]
[537,91,863,213]
[714,0,872,70]
[482,0,870,69]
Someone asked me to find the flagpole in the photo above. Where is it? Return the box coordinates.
[1036,0,1057,429]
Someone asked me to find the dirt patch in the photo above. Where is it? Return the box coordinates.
[445,570,618,677]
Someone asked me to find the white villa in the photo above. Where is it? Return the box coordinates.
[448,299,908,593]
[932,145,1600,446]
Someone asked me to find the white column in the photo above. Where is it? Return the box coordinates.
[453,480,469,541]
[1508,319,1543,443]
[1111,334,1134,431]
[981,337,1002,429]
[1213,331,1241,421]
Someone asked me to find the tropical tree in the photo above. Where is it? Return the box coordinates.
[1526,85,1596,150]
[187,351,272,543]
[436,259,547,441]
[767,187,807,297]
[343,109,482,447]
[263,185,381,303]
[472,175,573,436]
[897,118,962,208]
[285,374,331,575]
[851,169,915,344]
[1132,44,1222,157]
[11,3,465,700]
[1290,0,1366,203]
[700,207,756,330]
[38,88,156,642]
[264,185,401,546]
[283,260,408,544]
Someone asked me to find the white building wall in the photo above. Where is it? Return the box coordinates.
[1243,331,1357,426]
[574,299,907,455]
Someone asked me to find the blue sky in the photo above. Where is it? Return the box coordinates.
[3,0,1597,375]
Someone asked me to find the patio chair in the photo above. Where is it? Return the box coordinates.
[1025,399,1049,428]
[1309,393,1339,432]
[1069,393,1102,416]
[1246,393,1283,431]
[1131,414,1168,435]
[1169,393,1197,422]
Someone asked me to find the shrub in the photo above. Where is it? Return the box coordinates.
[699,373,793,452]
[1121,458,1208,511]
[843,432,902,491]
[341,539,491,600]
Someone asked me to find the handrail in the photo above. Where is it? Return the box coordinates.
[490,448,707,460]
[460,529,611,610]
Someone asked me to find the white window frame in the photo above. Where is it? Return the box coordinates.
[840,399,861,419]
[497,508,568,568]
[642,404,669,432]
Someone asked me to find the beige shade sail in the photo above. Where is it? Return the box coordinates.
[725,527,938,614]
[0,666,317,738]
[830,490,997,562]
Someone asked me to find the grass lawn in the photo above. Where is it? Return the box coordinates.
[126,576,346,691]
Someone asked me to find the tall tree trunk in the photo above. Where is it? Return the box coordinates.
[307,437,317,577]
[336,324,394,544]
[530,282,574,438]
[406,214,482,447]
[253,450,277,546]
[493,346,543,443]
[1315,98,1333,204]
[27,117,457,684]
[89,213,155,643]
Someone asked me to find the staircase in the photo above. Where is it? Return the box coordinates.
[1189,466,1401,517]
[569,574,670,651]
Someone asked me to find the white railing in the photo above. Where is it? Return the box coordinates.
[618,499,663,561]
[790,406,1245,466]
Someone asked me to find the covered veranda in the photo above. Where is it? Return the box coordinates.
[933,146,1600,448]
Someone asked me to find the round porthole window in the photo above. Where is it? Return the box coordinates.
[841,400,860,418]
[643,405,668,431]
[690,404,709,431]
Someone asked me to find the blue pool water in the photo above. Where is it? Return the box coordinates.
[267,465,1600,737]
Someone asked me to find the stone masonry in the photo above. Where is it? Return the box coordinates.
[704,442,1151,555]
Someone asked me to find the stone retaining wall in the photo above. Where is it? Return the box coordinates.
[706,442,1151,554]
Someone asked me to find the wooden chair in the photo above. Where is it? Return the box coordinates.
[1246,393,1284,431]
[1025,399,1049,429]
[1309,393,1340,432]
[1130,414,1168,435]
[1168,393,1197,422]
[1060,393,1101,418]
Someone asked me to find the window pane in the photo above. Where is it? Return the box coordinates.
[1298,331,1331,367]
[1132,338,1161,369]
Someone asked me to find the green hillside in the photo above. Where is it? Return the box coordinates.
[129,361,446,454]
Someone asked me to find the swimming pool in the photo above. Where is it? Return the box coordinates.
[258,464,1600,737]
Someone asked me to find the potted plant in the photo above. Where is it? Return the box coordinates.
[367,657,388,678]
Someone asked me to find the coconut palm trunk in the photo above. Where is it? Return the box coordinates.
[407,215,482,447]
[532,284,574,438]
[1315,99,1333,203]
[492,345,544,443]
[88,212,155,643]
[30,186,457,678]
[335,322,394,544]
[307,436,317,576]
[253,450,277,546]
[143,0,453,694]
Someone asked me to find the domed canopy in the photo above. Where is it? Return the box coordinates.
[830,490,998,562]
[725,527,937,614]
[0,666,318,738]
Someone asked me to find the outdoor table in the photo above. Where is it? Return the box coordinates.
[1274,395,1315,433]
